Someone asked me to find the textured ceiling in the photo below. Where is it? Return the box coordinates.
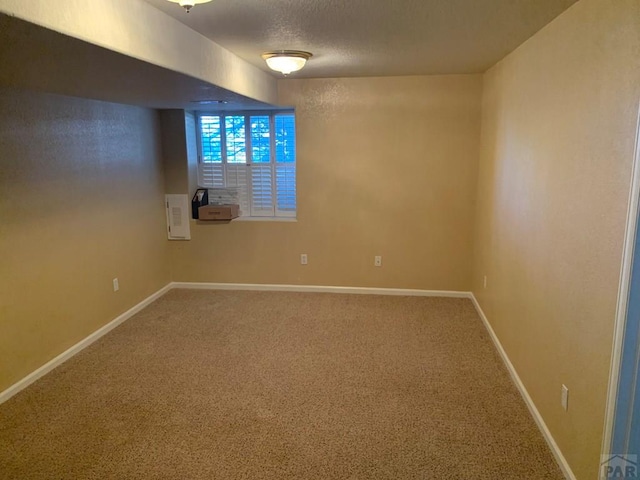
[143,0,578,78]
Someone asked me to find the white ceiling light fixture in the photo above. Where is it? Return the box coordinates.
[261,51,313,76]
[166,0,213,13]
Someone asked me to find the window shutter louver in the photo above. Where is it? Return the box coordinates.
[198,163,225,188]
[275,165,296,217]
[200,115,223,162]
[225,164,250,216]
[251,165,275,216]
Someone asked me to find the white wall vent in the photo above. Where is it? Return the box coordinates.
[165,194,191,240]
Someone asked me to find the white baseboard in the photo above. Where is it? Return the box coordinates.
[0,283,172,405]
[469,293,576,480]
[170,282,471,298]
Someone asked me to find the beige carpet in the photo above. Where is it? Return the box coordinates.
[0,290,563,479]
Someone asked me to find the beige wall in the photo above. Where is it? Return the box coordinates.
[0,88,171,393]
[160,110,189,194]
[472,0,640,478]
[170,75,482,290]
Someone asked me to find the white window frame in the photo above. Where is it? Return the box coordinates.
[195,110,297,220]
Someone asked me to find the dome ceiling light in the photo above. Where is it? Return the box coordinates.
[261,51,313,76]
[166,0,213,13]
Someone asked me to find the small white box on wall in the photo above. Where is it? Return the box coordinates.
[165,194,191,240]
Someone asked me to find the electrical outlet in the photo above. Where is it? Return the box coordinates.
[561,384,569,411]
[374,256,382,267]
[483,275,487,289]
[300,254,308,265]
[113,278,119,292]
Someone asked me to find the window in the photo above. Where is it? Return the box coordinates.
[197,111,297,218]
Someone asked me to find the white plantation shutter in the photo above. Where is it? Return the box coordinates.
[275,165,296,217]
[198,163,224,188]
[196,112,296,218]
[251,165,275,216]
[225,164,250,216]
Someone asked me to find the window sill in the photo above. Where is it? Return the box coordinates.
[233,216,298,223]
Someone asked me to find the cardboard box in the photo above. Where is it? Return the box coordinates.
[198,204,240,221]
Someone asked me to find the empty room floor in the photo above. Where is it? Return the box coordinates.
[0,290,563,479]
